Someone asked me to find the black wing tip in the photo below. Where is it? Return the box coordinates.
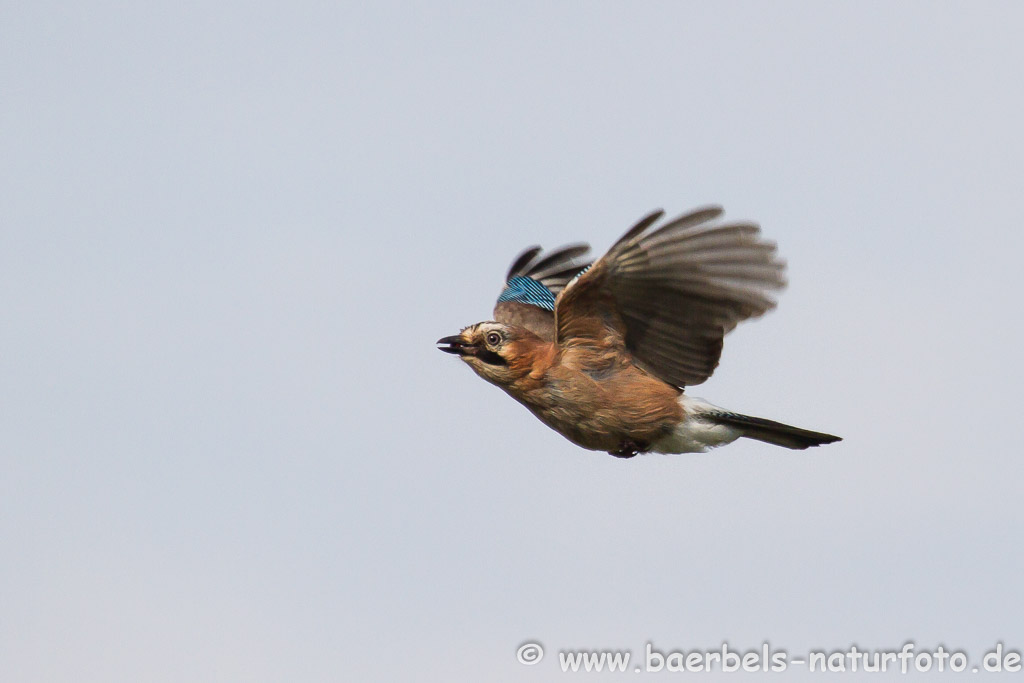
[505,243,593,287]
[612,209,666,249]
[612,205,729,251]
[505,245,543,281]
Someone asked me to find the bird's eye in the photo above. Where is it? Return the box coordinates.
[486,332,502,346]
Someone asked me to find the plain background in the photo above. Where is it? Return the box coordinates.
[3,2,1022,681]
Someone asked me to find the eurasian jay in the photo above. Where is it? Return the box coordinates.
[438,206,840,457]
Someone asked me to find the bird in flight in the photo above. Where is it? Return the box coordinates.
[437,206,840,457]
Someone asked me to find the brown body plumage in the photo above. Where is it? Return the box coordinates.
[484,325,683,452]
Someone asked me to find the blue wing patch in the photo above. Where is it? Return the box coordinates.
[497,276,557,311]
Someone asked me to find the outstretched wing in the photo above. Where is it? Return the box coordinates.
[493,243,591,341]
[554,207,786,387]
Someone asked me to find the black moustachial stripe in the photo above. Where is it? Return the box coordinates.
[476,349,507,366]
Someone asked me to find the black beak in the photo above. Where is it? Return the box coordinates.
[437,335,474,356]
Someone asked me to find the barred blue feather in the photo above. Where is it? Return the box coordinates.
[497,276,557,311]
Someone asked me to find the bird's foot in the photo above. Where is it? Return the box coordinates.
[609,439,647,459]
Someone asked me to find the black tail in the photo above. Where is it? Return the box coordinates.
[708,411,841,450]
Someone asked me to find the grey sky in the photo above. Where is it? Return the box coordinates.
[2,1,1022,681]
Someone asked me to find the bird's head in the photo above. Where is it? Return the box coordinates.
[436,321,542,388]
